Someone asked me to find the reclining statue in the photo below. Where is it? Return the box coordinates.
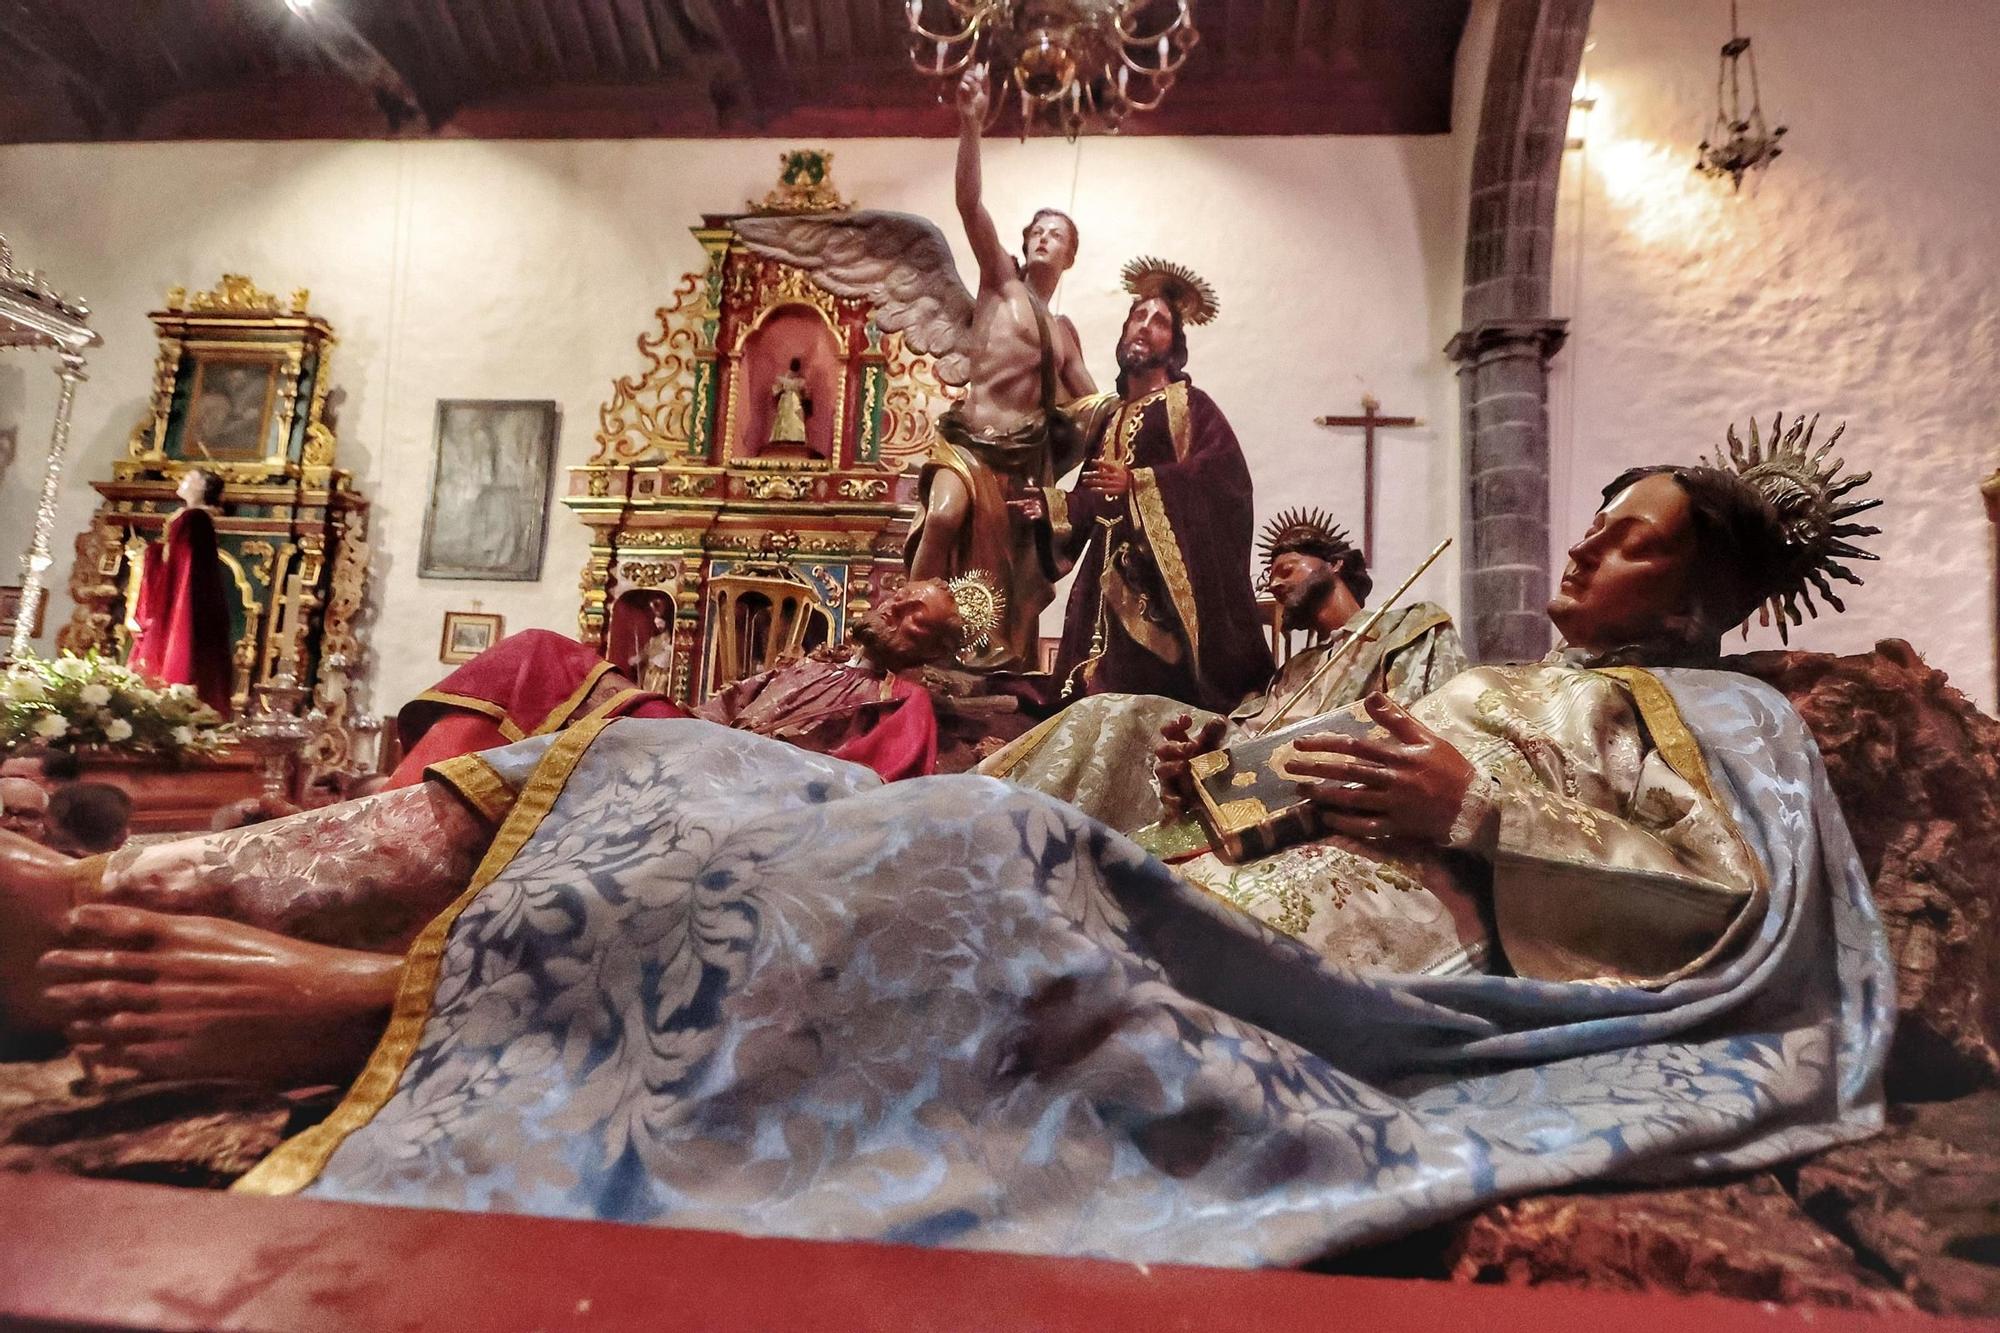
[982,509,1464,830]
[0,416,1893,1269]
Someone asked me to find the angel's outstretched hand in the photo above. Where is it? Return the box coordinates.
[957,65,991,126]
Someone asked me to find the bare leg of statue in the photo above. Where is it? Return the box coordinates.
[0,784,492,1086]
[909,468,971,583]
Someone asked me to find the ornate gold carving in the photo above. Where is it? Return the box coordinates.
[837,478,889,501]
[666,473,719,497]
[749,149,851,215]
[54,520,123,655]
[744,474,813,501]
[619,529,706,548]
[594,270,711,462]
[878,331,959,469]
[238,539,279,589]
[588,470,613,497]
[1190,750,1230,780]
[174,274,281,314]
[618,561,674,588]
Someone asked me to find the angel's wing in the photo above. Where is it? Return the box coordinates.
[733,211,977,386]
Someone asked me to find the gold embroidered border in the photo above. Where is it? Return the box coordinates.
[1131,466,1203,687]
[232,710,620,1197]
[407,690,524,743]
[424,754,516,825]
[532,660,616,736]
[1045,485,1072,549]
[1591,667,1718,806]
[974,709,1070,779]
[1164,381,1191,462]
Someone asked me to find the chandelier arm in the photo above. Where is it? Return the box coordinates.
[1118,42,1195,77]
[907,12,981,46]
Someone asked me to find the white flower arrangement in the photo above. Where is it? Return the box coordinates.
[1,652,227,761]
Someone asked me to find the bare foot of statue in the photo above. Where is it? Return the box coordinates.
[0,829,99,1036]
[39,904,401,1090]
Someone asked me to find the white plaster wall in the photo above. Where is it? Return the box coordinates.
[0,132,1464,714]
[1553,0,2000,705]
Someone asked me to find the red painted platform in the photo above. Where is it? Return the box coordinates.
[0,1173,1984,1331]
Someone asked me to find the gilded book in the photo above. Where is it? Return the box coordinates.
[1188,703,1386,863]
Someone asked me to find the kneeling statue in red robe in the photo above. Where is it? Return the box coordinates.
[389,576,991,787]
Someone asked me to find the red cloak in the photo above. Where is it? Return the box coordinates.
[389,629,686,787]
[129,508,236,717]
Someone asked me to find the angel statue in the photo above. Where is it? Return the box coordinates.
[735,64,1097,670]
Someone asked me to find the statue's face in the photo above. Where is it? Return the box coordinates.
[1548,473,1701,651]
[1263,551,1354,630]
[854,580,964,669]
[1115,297,1176,374]
[1021,212,1078,275]
[177,469,210,507]
[0,776,47,840]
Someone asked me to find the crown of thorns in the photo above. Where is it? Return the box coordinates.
[946,570,1005,652]
[1120,257,1219,327]
[1258,508,1356,566]
[1704,412,1882,640]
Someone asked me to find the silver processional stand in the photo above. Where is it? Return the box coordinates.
[0,235,101,665]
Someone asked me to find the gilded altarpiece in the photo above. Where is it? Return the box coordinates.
[566,157,954,704]
[57,276,372,777]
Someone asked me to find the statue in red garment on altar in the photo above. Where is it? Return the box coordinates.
[129,468,236,717]
[387,576,992,787]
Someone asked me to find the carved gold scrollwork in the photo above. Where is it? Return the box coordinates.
[836,478,889,501]
[878,331,959,470]
[666,473,718,497]
[618,561,674,588]
[173,274,281,314]
[744,474,813,501]
[54,520,124,655]
[594,270,711,462]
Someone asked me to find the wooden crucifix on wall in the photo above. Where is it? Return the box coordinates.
[1313,394,1422,565]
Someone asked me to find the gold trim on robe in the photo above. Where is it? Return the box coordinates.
[233,709,621,1197]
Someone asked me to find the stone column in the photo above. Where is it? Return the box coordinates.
[1447,318,1567,664]
[1451,0,1593,662]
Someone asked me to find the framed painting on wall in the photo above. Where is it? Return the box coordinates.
[418,400,561,581]
[439,611,504,664]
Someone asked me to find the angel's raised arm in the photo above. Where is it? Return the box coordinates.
[955,66,1014,294]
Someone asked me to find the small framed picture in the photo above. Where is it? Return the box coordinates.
[1037,636,1061,674]
[0,585,45,641]
[440,611,504,664]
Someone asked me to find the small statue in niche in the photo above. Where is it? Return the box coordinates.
[767,357,813,453]
[638,597,675,694]
[129,467,236,717]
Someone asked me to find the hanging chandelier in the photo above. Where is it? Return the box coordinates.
[906,0,1198,138]
[1695,0,1787,190]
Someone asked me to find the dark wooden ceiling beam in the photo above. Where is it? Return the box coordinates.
[0,0,1469,141]
[293,5,452,129]
[0,0,139,136]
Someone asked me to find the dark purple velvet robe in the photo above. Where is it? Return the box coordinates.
[1046,381,1272,712]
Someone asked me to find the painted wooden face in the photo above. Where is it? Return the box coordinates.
[1548,472,1702,651]
[1021,211,1078,274]
[856,580,965,668]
